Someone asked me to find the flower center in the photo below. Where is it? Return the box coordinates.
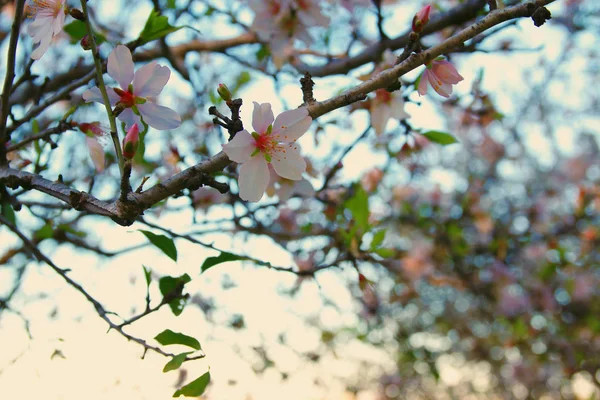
[114,88,137,108]
[270,1,281,15]
[375,89,392,104]
[28,0,63,18]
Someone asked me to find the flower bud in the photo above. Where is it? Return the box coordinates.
[412,4,431,33]
[217,83,232,102]
[69,8,85,21]
[122,124,140,160]
[80,35,92,51]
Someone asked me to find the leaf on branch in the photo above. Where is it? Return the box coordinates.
[63,20,106,44]
[163,352,192,373]
[143,265,152,287]
[138,10,183,45]
[159,274,191,316]
[173,371,210,398]
[344,186,370,232]
[139,230,178,262]
[422,130,459,145]
[155,329,201,350]
[370,229,386,251]
[1,201,16,225]
[201,252,246,274]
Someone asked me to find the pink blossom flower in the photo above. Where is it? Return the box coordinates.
[412,4,431,33]
[122,124,140,160]
[222,102,312,202]
[83,45,181,130]
[266,164,315,201]
[370,88,410,134]
[26,0,67,60]
[417,59,464,98]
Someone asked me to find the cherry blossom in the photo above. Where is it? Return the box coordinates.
[83,45,181,130]
[122,124,140,160]
[417,59,464,98]
[266,164,315,201]
[370,89,410,134]
[412,4,431,33]
[222,102,312,202]
[26,0,67,60]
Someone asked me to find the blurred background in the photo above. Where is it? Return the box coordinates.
[0,0,599,398]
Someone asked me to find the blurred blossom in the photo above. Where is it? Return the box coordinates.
[192,187,227,211]
[418,59,464,98]
[399,241,434,281]
[571,273,596,302]
[26,0,66,59]
[77,122,109,172]
[266,164,315,201]
[361,168,384,192]
[497,285,531,317]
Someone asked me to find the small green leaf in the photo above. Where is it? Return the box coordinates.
[138,10,182,45]
[34,222,53,240]
[422,130,459,145]
[143,266,152,287]
[159,274,191,316]
[374,248,395,258]
[173,371,210,398]
[32,119,40,134]
[370,229,386,250]
[344,186,370,232]
[155,329,201,350]
[163,352,192,373]
[201,252,245,273]
[63,20,87,42]
[139,230,177,261]
[1,201,16,225]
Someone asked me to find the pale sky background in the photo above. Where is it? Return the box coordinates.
[1,0,599,399]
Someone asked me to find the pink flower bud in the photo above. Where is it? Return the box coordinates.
[122,124,140,160]
[412,4,431,33]
[217,83,232,102]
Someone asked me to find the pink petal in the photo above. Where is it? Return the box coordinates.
[86,137,105,172]
[272,108,312,142]
[252,102,274,133]
[117,108,142,130]
[390,95,410,120]
[417,70,429,96]
[428,72,451,98]
[271,144,306,180]
[238,155,269,202]
[137,102,181,130]
[222,130,255,163]
[53,10,65,35]
[370,103,391,135]
[133,62,171,98]
[432,61,464,84]
[82,86,119,104]
[31,34,52,60]
[108,45,134,90]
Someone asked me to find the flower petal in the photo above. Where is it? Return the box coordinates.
[86,137,105,172]
[31,34,52,60]
[53,9,65,35]
[271,144,306,180]
[108,45,134,90]
[82,86,119,104]
[133,62,171,98]
[222,130,255,163]
[117,108,142,130]
[370,103,391,135]
[238,155,269,202]
[390,95,410,120]
[428,72,451,98]
[137,102,181,130]
[252,102,274,133]
[417,70,429,96]
[272,108,312,142]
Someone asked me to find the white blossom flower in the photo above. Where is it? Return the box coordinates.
[26,0,67,60]
[222,102,312,202]
[83,45,181,130]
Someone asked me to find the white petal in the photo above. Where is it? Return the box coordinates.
[370,103,391,135]
[390,95,410,120]
[275,115,311,142]
[31,34,52,60]
[137,102,181,130]
[53,10,65,35]
[82,86,119,104]
[118,108,141,130]
[272,107,308,131]
[238,155,269,202]
[108,45,134,90]
[252,102,274,133]
[271,144,306,180]
[86,137,105,172]
[222,130,255,163]
[133,62,171,98]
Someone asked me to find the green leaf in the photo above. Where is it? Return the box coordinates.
[344,186,370,232]
[159,274,191,316]
[163,352,192,373]
[34,222,53,240]
[374,248,395,258]
[138,10,182,45]
[155,329,201,350]
[1,201,16,225]
[370,229,386,250]
[422,130,459,145]
[173,371,210,398]
[63,20,106,44]
[143,266,152,287]
[139,230,177,262]
[201,252,245,273]
[32,119,40,134]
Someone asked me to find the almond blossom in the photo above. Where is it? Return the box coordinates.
[26,0,67,60]
[266,163,315,201]
[370,89,410,134]
[77,122,108,172]
[222,102,312,202]
[83,45,181,131]
[417,59,464,98]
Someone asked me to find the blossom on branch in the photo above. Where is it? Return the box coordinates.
[26,0,67,60]
[370,89,410,135]
[417,59,464,98]
[77,122,108,172]
[412,4,431,33]
[83,45,181,130]
[222,102,312,202]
